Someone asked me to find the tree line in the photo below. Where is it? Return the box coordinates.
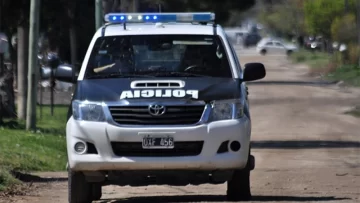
[257,0,359,65]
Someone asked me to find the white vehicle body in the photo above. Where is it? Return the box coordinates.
[256,37,298,55]
[61,12,266,202]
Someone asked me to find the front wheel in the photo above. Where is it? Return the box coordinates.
[91,183,102,201]
[260,49,267,55]
[68,170,92,203]
[226,153,253,201]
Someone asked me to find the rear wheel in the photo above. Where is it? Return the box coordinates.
[226,152,253,201]
[68,170,92,203]
[286,50,293,56]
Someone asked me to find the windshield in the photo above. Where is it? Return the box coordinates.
[84,35,232,78]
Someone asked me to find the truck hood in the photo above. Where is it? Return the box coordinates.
[73,77,241,103]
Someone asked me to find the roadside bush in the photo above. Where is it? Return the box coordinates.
[331,14,357,45]
[290,49,330,65]
[0,168,19,191]
[348,44,360,65]
[327,64,360,86]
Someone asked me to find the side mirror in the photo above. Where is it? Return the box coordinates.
[54,64,78,83]
[243,63,266,82]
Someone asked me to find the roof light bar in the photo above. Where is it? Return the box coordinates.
[104,12,215,23]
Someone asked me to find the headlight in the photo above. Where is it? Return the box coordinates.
[209,99,244,122]
[72,100,106,122]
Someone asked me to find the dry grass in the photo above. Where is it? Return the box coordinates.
[307,62,337,77]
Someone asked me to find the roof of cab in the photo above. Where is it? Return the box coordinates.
[95,23,221,37]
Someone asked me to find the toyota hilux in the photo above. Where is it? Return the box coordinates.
[53,12,266,203]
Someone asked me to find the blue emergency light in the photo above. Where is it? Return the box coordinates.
[104,12,215,24]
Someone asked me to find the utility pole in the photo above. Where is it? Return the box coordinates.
[26,0,40,130]
[132,0,139,12]
[95,0,103,30]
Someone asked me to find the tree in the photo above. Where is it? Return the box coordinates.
[304,0,357,38]
[258,0,305,38]
[331,14,357,44]
[66,0,78,67]
[0,0,30,122]
[16,1,30,120]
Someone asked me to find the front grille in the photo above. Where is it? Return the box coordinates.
[109,105,205,125]
[111,141,204,157]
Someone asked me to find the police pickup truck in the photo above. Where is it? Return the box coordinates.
[53,12,266,203]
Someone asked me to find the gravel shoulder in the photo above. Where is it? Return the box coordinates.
[2,49,360,203]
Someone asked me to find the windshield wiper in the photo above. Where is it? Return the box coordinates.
[86,73,155,79]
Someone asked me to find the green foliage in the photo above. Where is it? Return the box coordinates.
[347,44,360,65]
[0,169,20,192]
[290,49,331,68]
[331,14,357,44]
[258,0,305,36]
[290,50,360,87]
[304,0,357,38]
[327,64,360,87]
[0,106,68,191]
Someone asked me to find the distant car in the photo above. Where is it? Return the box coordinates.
[224,28,249,44]
[304,36,324,51]
[256,38,298,55]
[243,33,261,47]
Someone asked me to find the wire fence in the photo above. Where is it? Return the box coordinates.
[37,81,73,105]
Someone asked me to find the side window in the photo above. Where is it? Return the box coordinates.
[265,42,273,46]
[275,42,284,47]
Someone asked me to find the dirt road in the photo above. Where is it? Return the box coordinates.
[3,48,360,203]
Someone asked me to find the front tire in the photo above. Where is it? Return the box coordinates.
[91,183,102,201]
[260,49,267,55]
[226,153,252,201]
[68,170,92,203]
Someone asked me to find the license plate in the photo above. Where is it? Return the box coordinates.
[142,136,174,149]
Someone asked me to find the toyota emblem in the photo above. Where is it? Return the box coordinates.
[148,104,166,116]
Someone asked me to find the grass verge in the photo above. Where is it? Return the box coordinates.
[290,49,360,86]
[289,49,331,69]
[327,65,360,87]
[0,105,68,192]
[345,106,360,118]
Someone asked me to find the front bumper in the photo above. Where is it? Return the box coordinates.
[67,117,251,171]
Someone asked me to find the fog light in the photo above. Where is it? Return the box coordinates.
[74,142,87,154]
[230,141,241,152]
